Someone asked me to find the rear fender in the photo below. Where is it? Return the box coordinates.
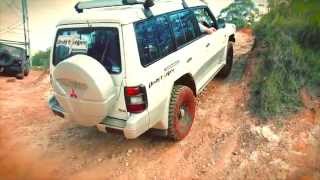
[152,73,196,130]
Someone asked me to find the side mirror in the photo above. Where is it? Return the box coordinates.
[217,18,226,29]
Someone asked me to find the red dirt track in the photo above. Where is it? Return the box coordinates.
[0,31,319,180]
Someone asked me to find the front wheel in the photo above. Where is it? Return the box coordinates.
[168,85,196,141]
[217,42,234,78]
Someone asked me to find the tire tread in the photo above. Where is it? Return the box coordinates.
[168,85,195,141]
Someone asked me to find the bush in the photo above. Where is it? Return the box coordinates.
[250,0,320,119]
[31,49,50,69]
[218,0,259,29]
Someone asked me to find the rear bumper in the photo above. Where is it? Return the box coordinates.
[98,113,149,139]
[48,96,65,118]
[48,95,149,139]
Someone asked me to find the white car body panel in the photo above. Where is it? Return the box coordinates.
[49,0,236,139]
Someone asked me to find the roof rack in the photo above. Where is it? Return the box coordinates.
[74,0,155,13]
[75,0,190,13]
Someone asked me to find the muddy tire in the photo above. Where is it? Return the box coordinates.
[217,42,234,78]
[168,85,196,141]
[16,71,24,79]
[24,66,30,76]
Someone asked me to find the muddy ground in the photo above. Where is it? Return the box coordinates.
[0,30,319,180]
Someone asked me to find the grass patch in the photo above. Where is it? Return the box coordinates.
[250,0,320,119]
[227,58,248,82]
[31,49,50,69]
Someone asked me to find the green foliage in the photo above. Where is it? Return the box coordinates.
[218,0,259,29]
[250,0,320,119]
[31,49,50,69]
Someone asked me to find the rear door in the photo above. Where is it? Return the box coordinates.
[134,14,179,128]
[167,9,207,85]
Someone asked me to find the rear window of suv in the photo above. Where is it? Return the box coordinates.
[53,27,121,74]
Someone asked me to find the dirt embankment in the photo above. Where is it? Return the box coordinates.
[0,30,319,180]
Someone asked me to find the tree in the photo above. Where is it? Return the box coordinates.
[218,0,259,29]
[31,48,50,68]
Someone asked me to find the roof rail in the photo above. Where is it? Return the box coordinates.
[74,0,190,19]
[74,0,155,13]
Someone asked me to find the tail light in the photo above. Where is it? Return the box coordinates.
[124,85,148,113]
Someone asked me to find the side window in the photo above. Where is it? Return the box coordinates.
[193,8,217,33]
[179,11,200,42]
[169,10,200,47]
[155,16,176,58]
[168,13,185,47]
[135,16,175,66]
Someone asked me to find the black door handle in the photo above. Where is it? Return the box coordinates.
[206,43,211,47]
[187,57,192,63]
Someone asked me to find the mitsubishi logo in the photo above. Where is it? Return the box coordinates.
[69,88,78,98]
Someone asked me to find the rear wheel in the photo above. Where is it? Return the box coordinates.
[24,65,30,76]
[217,42,234,78]
[16,65,25,79]
[16,72,24,79]
[168,85,196,141]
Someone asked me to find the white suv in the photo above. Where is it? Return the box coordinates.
[48,0,236,140]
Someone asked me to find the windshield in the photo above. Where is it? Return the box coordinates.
[53,27,121,74]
